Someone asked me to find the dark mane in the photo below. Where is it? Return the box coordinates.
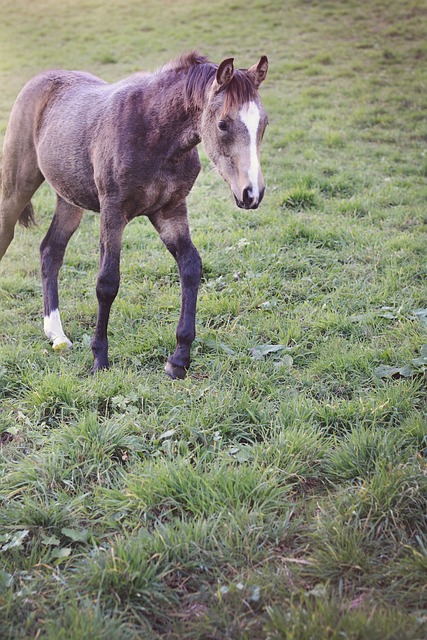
[184,60,216,111]
[166,50,209,72]
[182,53,258,115]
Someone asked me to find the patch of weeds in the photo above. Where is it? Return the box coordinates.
[81,520,223,628]
[338,463,427,541]
[323,130,347,148]
[25,372,87,426]
[43,604,140,640]
[104,456,291,523]
[81,508,299,634]
[323,425,408,482]
[375,343,427,380]
[308,511,379,586]
[310,398,366,433]
[386,539,427,608]
[336,196,372,218]
[265,597,423,640]
[0,493,85,546]
[282,186,318,210]
[255,423,330,481]
[53,412,146,467]
[398,411,427,458]
[1,413,145,501]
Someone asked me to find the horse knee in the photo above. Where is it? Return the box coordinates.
[96,272,120,304]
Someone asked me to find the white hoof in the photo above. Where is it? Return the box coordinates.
[52,336,73,351]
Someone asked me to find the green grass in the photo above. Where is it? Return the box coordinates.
[1,0,426,638]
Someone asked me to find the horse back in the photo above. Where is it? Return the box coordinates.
[9,70,105,134]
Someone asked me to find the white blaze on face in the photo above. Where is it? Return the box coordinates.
[44,309,72,351]
[239,101,261,198]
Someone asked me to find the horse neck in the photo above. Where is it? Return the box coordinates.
[146,70,202,145]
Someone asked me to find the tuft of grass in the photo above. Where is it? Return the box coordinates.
[282,185,318,210]
[265,598,424,640]
[43,605,139,640]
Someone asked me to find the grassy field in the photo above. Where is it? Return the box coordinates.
[1,0,426,637]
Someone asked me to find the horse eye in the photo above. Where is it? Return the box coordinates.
[218,120,227,131]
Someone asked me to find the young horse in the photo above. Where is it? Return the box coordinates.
[0,52,268,378]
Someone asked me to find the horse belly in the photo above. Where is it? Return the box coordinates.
[37,145,101,212]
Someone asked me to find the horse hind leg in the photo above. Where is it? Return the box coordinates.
[40,195,83,350]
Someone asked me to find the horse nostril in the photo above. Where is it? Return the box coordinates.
[242,187,254,207]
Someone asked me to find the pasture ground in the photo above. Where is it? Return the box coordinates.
[0,0,426,638]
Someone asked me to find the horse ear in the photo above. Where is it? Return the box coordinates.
[214,58,234,91]
[248,56,268,88]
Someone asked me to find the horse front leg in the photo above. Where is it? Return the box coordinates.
[91,207,126,372]
[150,203,202,379]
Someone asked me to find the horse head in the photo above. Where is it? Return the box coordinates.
[200,56,269,210]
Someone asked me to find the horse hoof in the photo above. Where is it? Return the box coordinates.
[91,359,110,374]
[52,337,72,351]
[165,361,187,379]
[90,366,107,375]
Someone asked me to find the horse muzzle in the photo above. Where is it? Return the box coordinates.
[234,185,265,210]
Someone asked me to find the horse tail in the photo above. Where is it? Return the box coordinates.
[18,202,36,228]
